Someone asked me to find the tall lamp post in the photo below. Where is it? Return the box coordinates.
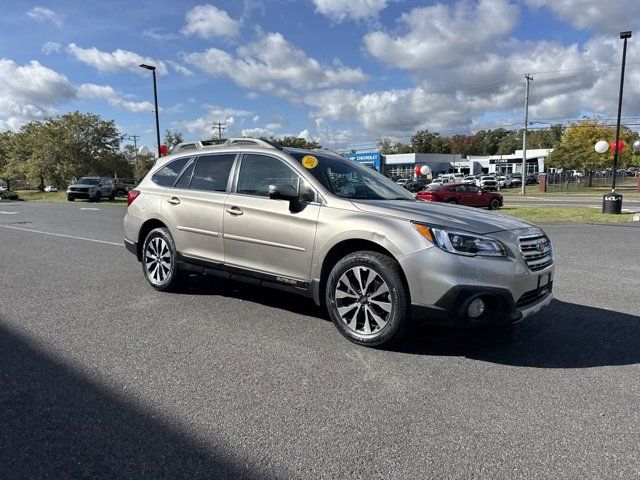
[605,31,632,214]
[139,64,162,158]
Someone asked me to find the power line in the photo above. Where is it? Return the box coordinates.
[212,121,227,140]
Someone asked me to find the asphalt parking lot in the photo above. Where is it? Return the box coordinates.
[1,201,639,479]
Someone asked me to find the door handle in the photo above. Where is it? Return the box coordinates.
[167,197,180,205]
[225,206,243,216]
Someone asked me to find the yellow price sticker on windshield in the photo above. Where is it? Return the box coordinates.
[302,155,318,169]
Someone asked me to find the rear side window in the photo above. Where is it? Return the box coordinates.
[190,154,236,192]
[152,157,190,187]
[173,159,195,189]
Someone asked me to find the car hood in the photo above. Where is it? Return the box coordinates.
[69,183,96,188]
[350,199,534,235]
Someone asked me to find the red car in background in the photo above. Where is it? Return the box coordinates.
[417,183,503,210]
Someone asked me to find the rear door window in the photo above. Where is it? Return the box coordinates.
[190,154,236,192]
[152,157,191,187]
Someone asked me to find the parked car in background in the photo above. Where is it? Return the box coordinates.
[495,176,511,188]
[395,178,410,185]
[114,178,138,197]
[461,175,478,185]
[403,180,430,192]
[508,174,522,187]
[476,175,498,191]
[44,185,58,192]
[418,183,503,209]
[67,176,115,202]
[0,186,6,192]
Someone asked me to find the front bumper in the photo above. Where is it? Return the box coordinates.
[67,190,95,199]
[400,228,555,327]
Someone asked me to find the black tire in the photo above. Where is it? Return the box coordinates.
[141,227,181,292]
[447,199,457,204]
[115,189,126,198]
[108,191,116,201]
[92,191,101,202]
[67,196,75,202]
[325,251,410,347]
[489,198,500,210]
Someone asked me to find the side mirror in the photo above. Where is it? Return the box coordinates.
[268,184,298,201]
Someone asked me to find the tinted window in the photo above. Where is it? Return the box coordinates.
[237,154,299,197]
[152,157,190,187]
[174,159,195,189]
[190,154,235,192]
[467,185,480,192]
[453,185,465,192]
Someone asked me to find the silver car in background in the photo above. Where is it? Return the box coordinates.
[123,138,554,347]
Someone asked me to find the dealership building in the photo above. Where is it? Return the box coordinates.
[346,149,551,178]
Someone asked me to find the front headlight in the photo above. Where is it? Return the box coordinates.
[412,222,506,257]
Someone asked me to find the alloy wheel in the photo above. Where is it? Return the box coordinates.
[144,237,172,285]
[334,266,392,336]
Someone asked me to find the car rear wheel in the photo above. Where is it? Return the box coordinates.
[447,199,457,204]
[142,228,181,292]
[489,198,500,210]
[325,251,409,347]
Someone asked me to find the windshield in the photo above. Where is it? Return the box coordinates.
[78,178,99,185]
[426,184,444,190]
[286,151,415,200]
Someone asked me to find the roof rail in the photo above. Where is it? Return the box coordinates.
[170,137,282,154]
[224,138,283,150]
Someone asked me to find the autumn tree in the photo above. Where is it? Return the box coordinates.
[266,136,322,149]
[546,119,639,185]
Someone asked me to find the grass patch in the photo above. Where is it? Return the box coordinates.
[13,190,127,205]
[499,205,634,224]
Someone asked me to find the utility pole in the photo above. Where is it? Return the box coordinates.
[521,74,533,195]
[212,121,227,140]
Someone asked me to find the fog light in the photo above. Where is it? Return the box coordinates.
[467,298,486,319]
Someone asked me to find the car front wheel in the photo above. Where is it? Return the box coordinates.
[325,251,409,347]
[489,198,501,210]
[142,227,181,292]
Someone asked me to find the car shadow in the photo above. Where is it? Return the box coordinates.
[398,300,640,369]
[0,321,276,479]
[169,278,640,369]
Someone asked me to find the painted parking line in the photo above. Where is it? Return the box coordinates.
[0,211,19,215]
[80,207,101,211]
[0,224,123,246]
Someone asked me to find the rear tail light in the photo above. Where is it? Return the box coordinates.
[127,189,140,206]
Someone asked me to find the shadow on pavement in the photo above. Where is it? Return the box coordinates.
[401,300,640,368]
[0,321,268,479]
[167,277,640,369]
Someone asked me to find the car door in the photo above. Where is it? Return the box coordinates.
[465,184,483,206]
[223,153,321,283]
[159,153,236,263]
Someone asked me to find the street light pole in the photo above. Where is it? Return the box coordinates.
[611,31,632,194]
[139,64,162,158]
[521,74,533,195]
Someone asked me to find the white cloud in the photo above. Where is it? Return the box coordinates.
[27,6,63,27]
[0,59,75,130]
[313,0,389,22]
[167,61,194,76]
[76,83,154,113]
[184,32,367,94]
[176,104,253,138]
[252,115,260,123]
[42,42,61,55]
[143,28,178,41]
[365,0,518,71]
[525,0,640,33]
[241,127,275,138]
[182,4,240,38]
[67,43,168,75]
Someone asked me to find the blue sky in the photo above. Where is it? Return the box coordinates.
[1,0,640,152]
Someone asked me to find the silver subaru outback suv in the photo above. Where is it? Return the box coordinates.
[123,138,553,347]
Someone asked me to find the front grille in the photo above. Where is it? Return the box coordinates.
[517,280,553,307]
[70,187,88,192]
[519,234,553,271]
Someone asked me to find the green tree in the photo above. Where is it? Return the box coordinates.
[0,130,17,190]
[266,136,322,149]
[547,119,638,185]
[164,129,184,148]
